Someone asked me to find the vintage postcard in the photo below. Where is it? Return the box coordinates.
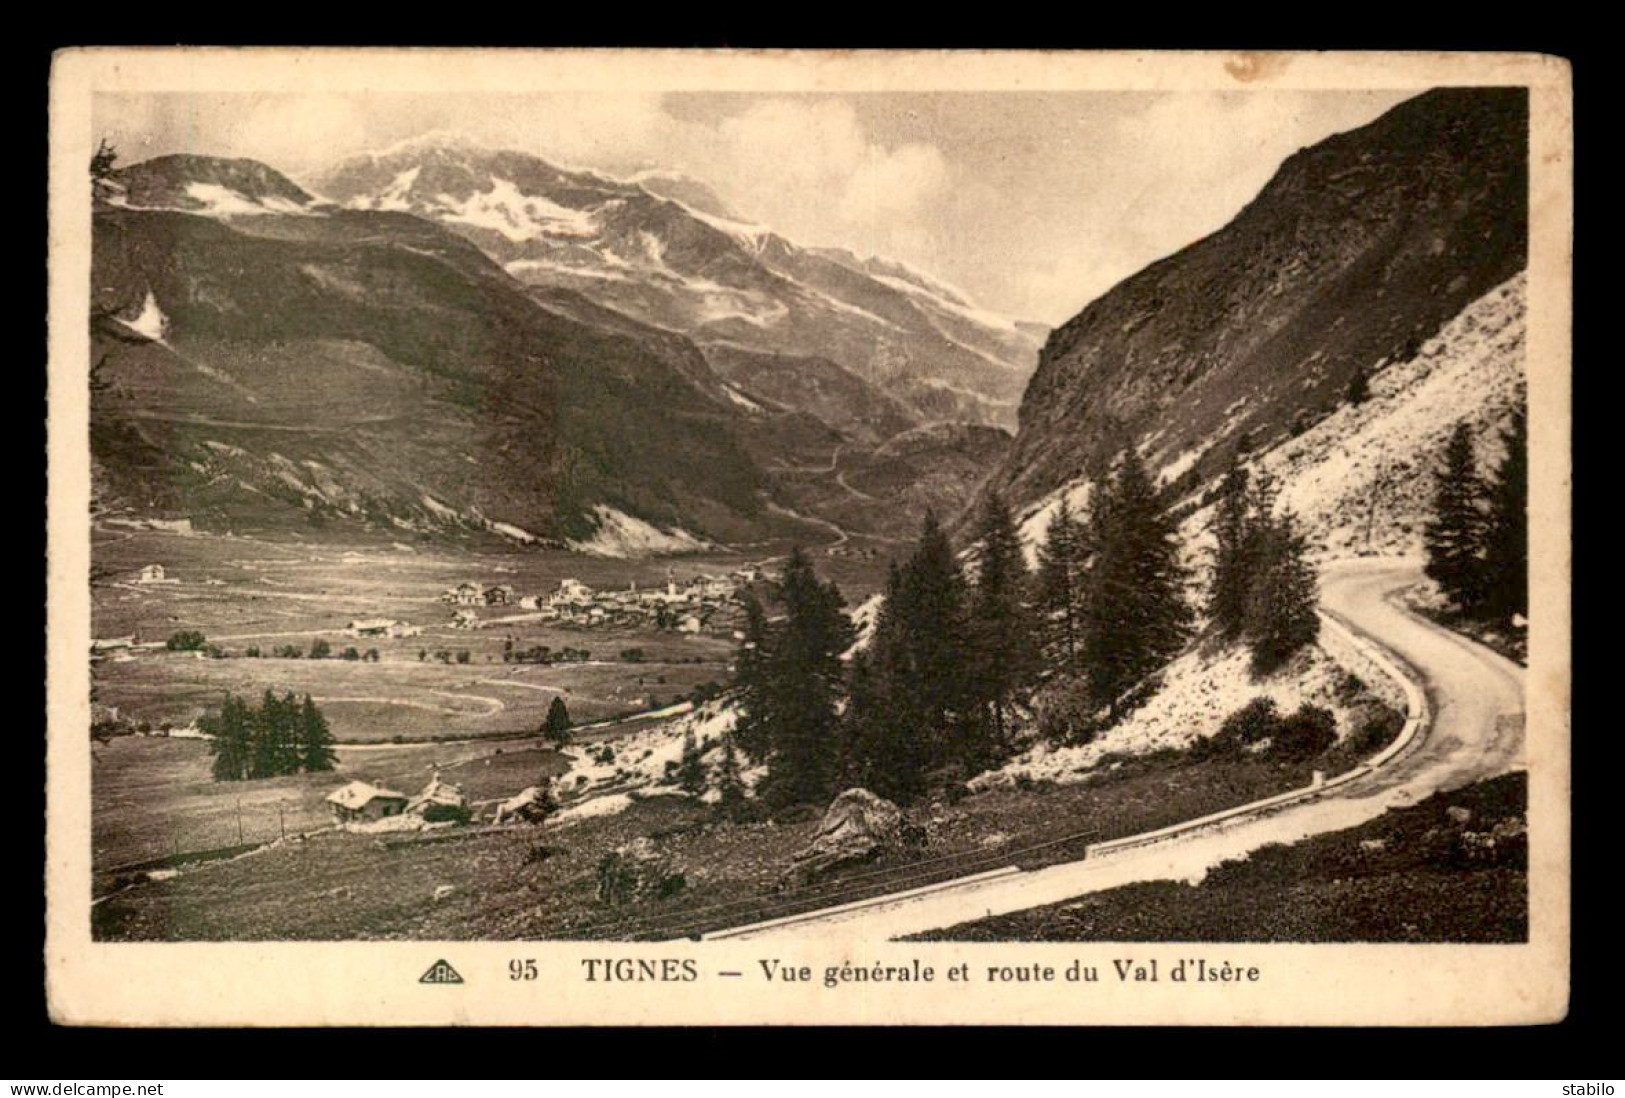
[46,48,1572,1026]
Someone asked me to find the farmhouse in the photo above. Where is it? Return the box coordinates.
[326,781,409,824]
[136,564,167,584]
[408,773,469,818]
[484,584,514,606]
[346,618,421,639]
[442,582,485,606]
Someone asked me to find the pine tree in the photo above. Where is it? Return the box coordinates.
[1424,423,1490,613]
[964,491,1037,764]
[206,692,251,782]
[297,694,337,772]
[1078,453,1191,719]
[840,566,927,802]
[731,594,773,762]
[1207,460,1255,638]
[542,696,573,746]
[1345,367,1371,405]
[842,512,975,800]
[677,728,706,795]
[733,548,851,810]
[1035,497,1089,673]
[1482,408,1528,623]
[1242,505,1321,676]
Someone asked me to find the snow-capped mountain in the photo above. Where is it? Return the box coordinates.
[104,154,328,217]
[89,152,1019,554]
[90,154,800,550]
[309,143,1043,430]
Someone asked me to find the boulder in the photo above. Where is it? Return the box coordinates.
[783,788,903,887]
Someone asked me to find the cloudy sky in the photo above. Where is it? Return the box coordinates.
[96,88,1414,323]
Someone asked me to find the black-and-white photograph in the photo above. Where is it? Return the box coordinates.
[72,67,1543,958]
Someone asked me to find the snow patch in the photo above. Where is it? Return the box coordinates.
[841,594,885,662]
[721,384,765,413]
[182,183,316,218]
[971,642,1352,790]
[441,178,598,243]
[119,291,168,342]
[567,505,710,559]
[487,520,537,544]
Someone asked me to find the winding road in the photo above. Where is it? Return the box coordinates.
[704,557,1527,941]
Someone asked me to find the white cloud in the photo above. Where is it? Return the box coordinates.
[673,99,949,257]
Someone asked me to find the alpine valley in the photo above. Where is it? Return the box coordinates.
[85,84,1538,953]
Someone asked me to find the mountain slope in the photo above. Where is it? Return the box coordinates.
[91,155,791,548]
[990,87,1528,522]
[310,143,1042,430]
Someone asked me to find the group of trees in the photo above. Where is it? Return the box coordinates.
[727,448,1329,811]
[729,504,1046,808]
[1424,412,1528,623]
[1035,455,1193,722]
[203,690,337,782]
[240,641,379,661]
[1207,464,1321,675]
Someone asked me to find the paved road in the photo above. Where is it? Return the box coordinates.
[706,557,1526,941]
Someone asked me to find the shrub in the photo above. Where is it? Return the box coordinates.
[1345,705,1404,757]
[1274,704,1337,759]
[421,802,472,825]
[165,630,206,652]
[341,647,361,661]
[309,639,332,659]
[1220,697,1280,746]
[456,650,471,665]
[1033,677,1099,745]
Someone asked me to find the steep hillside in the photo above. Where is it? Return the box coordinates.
[702,344,922,447]
[310,142,1042,429]
[991,87,1527,520]
[770,423,1014,545]
[91,155,790,548]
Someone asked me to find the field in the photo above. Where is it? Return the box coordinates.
[87,524,894,898]
[94,735,1368,941]
[909,773,1528,942]
[90,525,890,742]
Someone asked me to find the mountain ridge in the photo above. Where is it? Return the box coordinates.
[990,87,1528,525]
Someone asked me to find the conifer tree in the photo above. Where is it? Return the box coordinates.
[206,692,251,782]
[732,548,851,810]
[297,693,337,772]
[964,491,1037,762]
[1424,423,1490,613]
[542,696,573,746]
[1207,460,1255,637]
[840,566,928,802]
[1482,408,1528,622]
[1242,505,1321,676]
[1345,367,1371,405]
[677,728,706,795]
[842,512,979,799]
[730,594,774,762]
[1035,497,1089,673]
[1078,453,1191,719]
